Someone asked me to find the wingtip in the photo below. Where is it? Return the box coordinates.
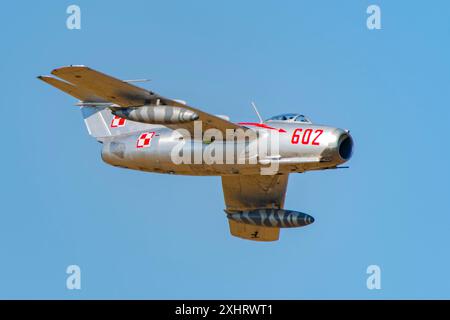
[51,65,88,76]
[37,75,52,81]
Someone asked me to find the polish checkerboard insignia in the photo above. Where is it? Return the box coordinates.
[136,132,155,149]
[110,115,126,128]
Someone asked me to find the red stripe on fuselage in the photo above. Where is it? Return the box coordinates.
[238,122,287,133]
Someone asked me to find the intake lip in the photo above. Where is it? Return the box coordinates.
[338,133,353,161]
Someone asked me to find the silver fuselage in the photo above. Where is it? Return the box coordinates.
[101,121,353,175]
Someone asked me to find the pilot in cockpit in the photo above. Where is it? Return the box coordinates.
[266,113,312,124]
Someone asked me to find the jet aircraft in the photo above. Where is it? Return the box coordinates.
[38,66,353,241]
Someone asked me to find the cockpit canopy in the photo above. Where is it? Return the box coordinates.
[266,113,312,124]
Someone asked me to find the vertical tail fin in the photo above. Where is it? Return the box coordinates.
[81,107,113,139]
[81,106,160,140]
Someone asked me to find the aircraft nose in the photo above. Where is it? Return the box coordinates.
[338,131,353,161]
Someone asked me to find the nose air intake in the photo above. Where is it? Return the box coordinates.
[338,133,353,161]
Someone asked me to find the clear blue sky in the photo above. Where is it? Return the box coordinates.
[1,0,449,299]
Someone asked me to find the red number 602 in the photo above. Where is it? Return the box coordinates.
[291,129,323,146]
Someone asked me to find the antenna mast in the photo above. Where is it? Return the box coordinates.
[251,101,264,124]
